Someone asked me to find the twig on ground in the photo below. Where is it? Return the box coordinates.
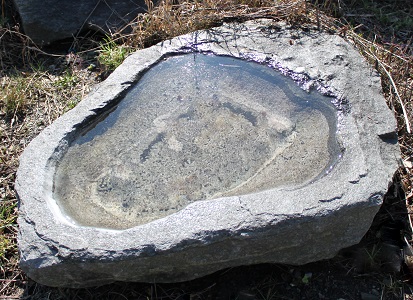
[371,52,411,133]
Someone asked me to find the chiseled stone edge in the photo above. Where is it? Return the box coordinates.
[16,19,399,287]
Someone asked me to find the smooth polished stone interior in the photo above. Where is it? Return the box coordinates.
[54,53,340,229]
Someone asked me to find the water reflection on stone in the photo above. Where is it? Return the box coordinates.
[54,53,341,229]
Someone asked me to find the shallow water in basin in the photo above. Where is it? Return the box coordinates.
[54,53,341,230]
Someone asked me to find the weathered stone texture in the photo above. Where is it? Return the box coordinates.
[16,19,400,287]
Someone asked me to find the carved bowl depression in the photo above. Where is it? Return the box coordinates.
[54,53,342,230]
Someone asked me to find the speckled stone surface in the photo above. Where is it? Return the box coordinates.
[16,19,399,287]
[54,53,340,229]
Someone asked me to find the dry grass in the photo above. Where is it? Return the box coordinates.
[109,0,314,48]
[0,20,101,297]
[0,0,412,298]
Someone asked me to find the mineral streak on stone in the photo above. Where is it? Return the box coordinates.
[16,19,400,288]
[54,54,340,230]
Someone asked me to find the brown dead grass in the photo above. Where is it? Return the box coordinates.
[0,0,412,298]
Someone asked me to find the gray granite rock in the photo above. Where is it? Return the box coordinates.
[12,0,151,45]
[16,19,400,287]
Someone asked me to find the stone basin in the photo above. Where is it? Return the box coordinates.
[16,19,399,287]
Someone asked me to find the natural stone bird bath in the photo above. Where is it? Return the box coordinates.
[16,19,399,287]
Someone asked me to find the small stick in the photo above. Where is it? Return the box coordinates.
[369,52,411,133]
